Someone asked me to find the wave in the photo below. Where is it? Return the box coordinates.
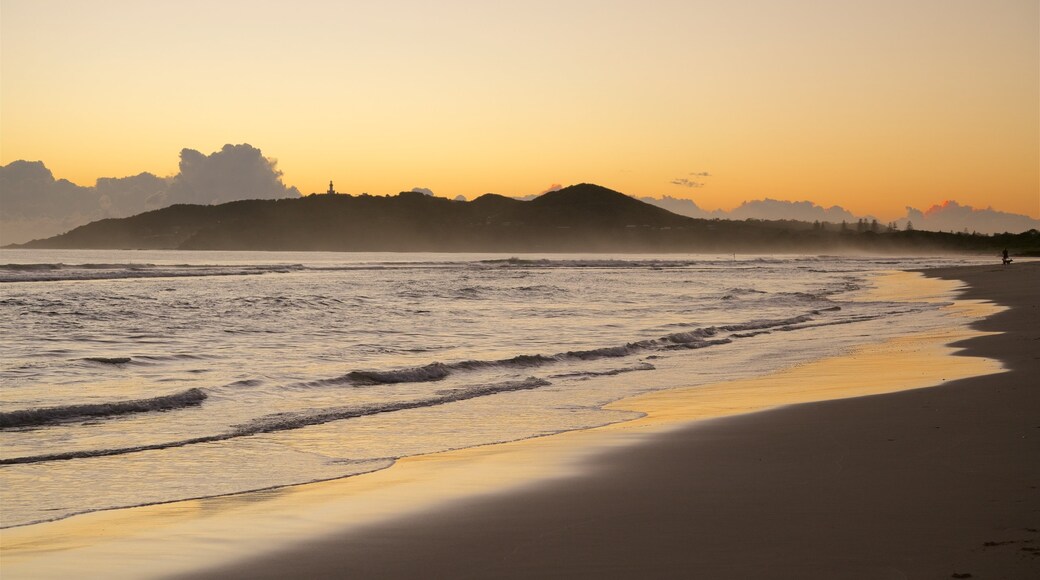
[0,263,64,271]
[346,363,452,385]
[0,257,885,284]
[550,362,656,379]
[225,379,263,388]
[136,353,213,362]
[720,287,768,300]
[0,378,550,465]
[662,338,733,350]
[312,313,820,388]
[476,256,858,270]
[83,356,132,365]
[240,378,551,436]
[480,258,699,269]
[0,263,308,283]
[516,284,564,293]
[0,388,207,430]
[729,313,880,337]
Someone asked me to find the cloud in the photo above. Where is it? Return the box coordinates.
[161,144,300,206]
[642,194,1037,235]
[539,183,563,195]
[0,161,102,246]
[1,144,300,245]
[0,161,96,219]
[671,171,712,188]
[96,172,170,215]
[644,196,860,222]
[726,198,860,223]
[898,200,1040,234]
[904,206,925,224]
[640,195,709,218]
[410,187,435,196]
[670,178,705,188]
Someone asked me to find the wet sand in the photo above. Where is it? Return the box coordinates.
[178,262,1039,579]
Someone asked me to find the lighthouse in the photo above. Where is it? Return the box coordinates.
[327,180,336,195]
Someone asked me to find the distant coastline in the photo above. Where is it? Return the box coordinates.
[7,184,1038,255]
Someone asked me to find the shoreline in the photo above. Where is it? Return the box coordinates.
[185,262,1040,579]
[2,263,1036,578]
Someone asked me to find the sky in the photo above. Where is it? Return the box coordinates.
[2,0,1037,221]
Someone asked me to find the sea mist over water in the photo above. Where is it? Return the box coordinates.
[0,250,988,527]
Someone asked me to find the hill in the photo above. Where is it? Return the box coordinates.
[8,183,1039,254]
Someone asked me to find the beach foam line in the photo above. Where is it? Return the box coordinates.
[0,271,1005,579]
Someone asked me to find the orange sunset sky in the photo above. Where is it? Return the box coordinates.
[2,0,1037,221]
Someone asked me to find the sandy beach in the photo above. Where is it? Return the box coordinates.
[2,263,1036,579]
[181,262,1037,580]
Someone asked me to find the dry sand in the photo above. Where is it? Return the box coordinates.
[180,262,1039,579]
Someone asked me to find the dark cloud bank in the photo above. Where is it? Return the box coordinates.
[1,144,299,245]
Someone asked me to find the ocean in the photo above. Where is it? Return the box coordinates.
[0,250,989,528]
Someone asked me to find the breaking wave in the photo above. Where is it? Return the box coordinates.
[308,313,820,388]
[346,363,453,385]
[0,378,550,465]
[0,388,207,429]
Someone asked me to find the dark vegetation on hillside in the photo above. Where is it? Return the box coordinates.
[9,183,1039,255]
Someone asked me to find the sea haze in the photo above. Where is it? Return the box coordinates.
[0,250,988,527]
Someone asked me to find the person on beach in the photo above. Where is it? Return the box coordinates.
[1002,249,1013,265]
